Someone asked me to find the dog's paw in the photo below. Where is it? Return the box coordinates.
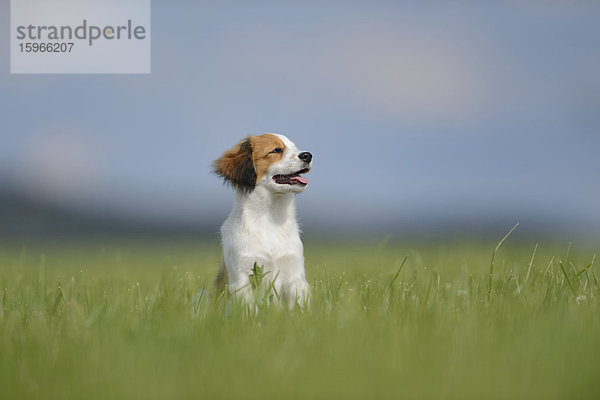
[282,277,310,309]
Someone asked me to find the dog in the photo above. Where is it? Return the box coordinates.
[213,133,312,307]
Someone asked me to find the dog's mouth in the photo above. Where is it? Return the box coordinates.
[272,168,309,186]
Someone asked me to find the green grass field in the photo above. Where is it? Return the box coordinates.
[1,233,599,399]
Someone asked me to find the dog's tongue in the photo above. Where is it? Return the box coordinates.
[290,176,308,184]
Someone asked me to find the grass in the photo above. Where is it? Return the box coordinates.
[1,233,599,399]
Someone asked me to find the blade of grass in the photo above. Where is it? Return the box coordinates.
[333,274,344,302]
[559,260,576,295]
[563,242,571,274]
[488,222,519,298]
[523,242,538,286]
[388,256,408,290]
[591,271,600,290]
[543,256,555,279]
[574,254,596,280]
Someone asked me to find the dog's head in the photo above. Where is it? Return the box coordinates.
[214,133,312,194]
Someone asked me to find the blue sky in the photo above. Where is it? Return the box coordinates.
[1,2,599,235]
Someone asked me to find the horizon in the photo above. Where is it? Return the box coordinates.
[1,2,600,237]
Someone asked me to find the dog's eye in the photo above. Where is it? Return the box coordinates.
[270,148,283,154]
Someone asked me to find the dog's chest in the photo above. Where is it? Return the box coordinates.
[245,216,299,254]
[224,211,302,266]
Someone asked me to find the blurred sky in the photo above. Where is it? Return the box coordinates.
[1,1,599,235]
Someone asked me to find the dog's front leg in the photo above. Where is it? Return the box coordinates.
[282,275,310,309]
[225,255,267,307]
[277,254,310,308]
[227,273,253,305]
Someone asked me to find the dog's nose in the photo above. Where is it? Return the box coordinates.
[298,152,312,163]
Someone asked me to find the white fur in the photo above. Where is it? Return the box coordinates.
[220,134,311,307]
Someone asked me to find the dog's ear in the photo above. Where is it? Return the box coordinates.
[213,137,257,192]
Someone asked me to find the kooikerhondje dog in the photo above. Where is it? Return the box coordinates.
[213,133,312,307]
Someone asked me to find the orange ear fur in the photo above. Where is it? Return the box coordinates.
[213,137,256,192]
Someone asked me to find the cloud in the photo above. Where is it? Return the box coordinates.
[216,20,492,125]
[21,129,99,203]
[321,27,491,123]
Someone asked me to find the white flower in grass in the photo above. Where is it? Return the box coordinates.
[576,295,587,305]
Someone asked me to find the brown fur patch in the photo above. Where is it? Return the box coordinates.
[250,134,285,182]
[213,134,285,191]
[213,138,256,192]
